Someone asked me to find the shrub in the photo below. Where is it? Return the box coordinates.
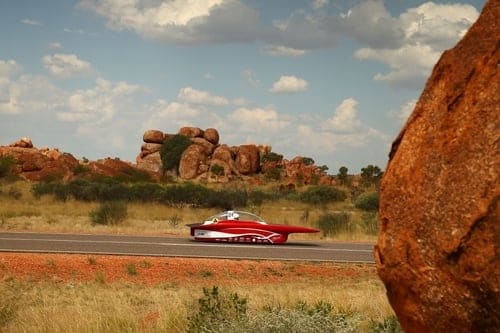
[261,152,283,163]
[264,167,282,181]
[187,286,248,333]
[0,155,15,178]
[253,301,360,333]
[210,164,225,177]
[301,157,314,166]
[354,191,379,211]
[299,186,347,205]
[160,134,192,174]
[90,201,128,225]
[316,212,350,236]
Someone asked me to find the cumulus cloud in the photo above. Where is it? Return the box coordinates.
[78,0,259,44]
[270,75,308,93]
[42,53,92,78]
[324,98,362,133]
[0,60,66,115]
[58,78,143,123]
[348,1,479,87]
[263,44,308,57]
[0,59,22,78]
[178,86,229,106]
[228,107,289,132]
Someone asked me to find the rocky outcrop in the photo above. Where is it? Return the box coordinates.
[235,145,260,175]
[0,144,78,181]
[1,138,154,181]
[376,1,499,332]
[9,137,33,148]
[135,127,332,183]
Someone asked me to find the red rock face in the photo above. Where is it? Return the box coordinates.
[0,146,78,181]
[178,144,208,179]
[235,145,260,175]
[376,1,499,332]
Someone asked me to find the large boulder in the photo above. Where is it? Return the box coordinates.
[178,144,208,180]
[235,144,260,175]
[179,126,203,138]
[143,130,165,144]
[203,128,219,145]
[191,137,215,155]
[136,151,162,173]
[376,2,499,332]
[141,143,163,156]
[212,144,233,163]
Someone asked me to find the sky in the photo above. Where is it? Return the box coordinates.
[0,0,486,173]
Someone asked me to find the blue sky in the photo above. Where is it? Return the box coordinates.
[0,0,485,173]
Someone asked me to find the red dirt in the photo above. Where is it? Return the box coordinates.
[0,253,376,285]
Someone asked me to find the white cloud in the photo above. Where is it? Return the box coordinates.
[178,86,229,106]
[42,53,92,78]
[21,18,42,26]
[324,98,362,133]
[228,107,289,132]
[0,59,21,78]
[349,1,479,87]
[78,0,259,44]
[49,42,63,50]
[58,78,143,124]
[204,72,213,80]
[263,44,307,57]
[0,60,66,115]
[270,75,308,93]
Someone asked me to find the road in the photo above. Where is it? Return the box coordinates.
[0,232,375,263]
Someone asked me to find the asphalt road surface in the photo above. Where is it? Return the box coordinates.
[0,232,375,263]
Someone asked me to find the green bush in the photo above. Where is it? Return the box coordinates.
[264,167,282,181]
[354,191,379,211]
[160,134,192,174]
[252,301,360,333]
[210,164,225,177]
[299,186,347,205]
[261,152,283,163]
[90,201,128,225]
[187,286,248,333]
[316,212,350,236]
[0,155,15,178]
[301,157,314,166]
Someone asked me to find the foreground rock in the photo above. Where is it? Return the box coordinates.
[376,1,499,332]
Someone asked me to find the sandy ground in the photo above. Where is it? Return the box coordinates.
[0,253,376,285]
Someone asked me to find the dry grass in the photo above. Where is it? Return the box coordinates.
[0,181,377,242]
[0,256,392,332]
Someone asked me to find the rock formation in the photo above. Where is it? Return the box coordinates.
[135,127,333,184]
[376,1,499,332]
[0,138,153,181]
